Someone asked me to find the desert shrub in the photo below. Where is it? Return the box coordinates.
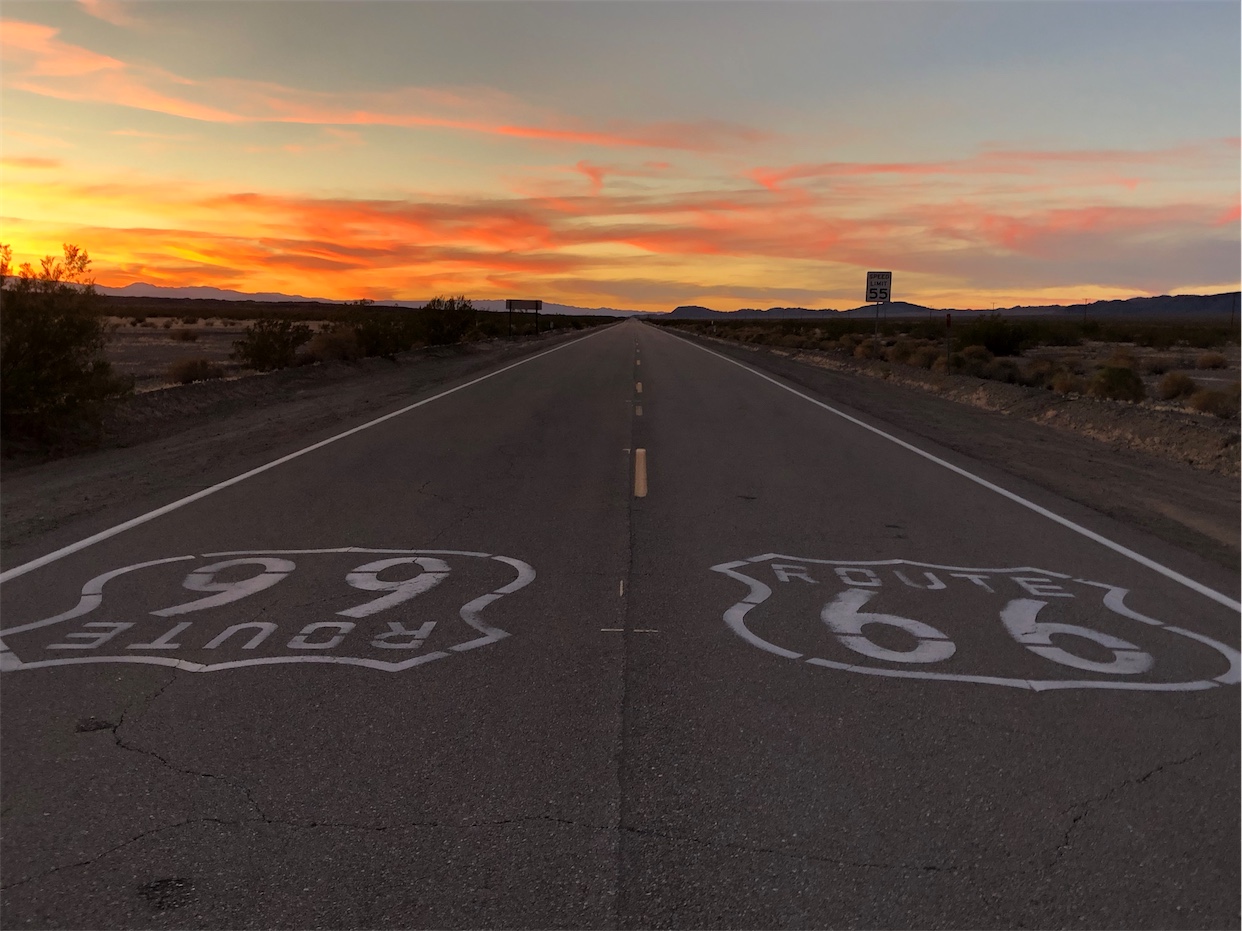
[1021,358,1058,387]
[853,339,882,360]
[0,243,131,445]
[1141,355,1174,375]
[1196,351,1228,370]
[1156,372,1198,400]
[1088,366,1146,402]
[885,339,916,364]
[957,317,1024,356]
[1051,372,1085,394]
[837,333,863,352]
[1187,387,1239,418]
[423,295,476,346]
[909,346,941,369]
[170,327,197,342]
[161,320,172,329]
[231,318,312,370]
[306,327,362,362]
[166,358,223,384]
[351,314,411,359]
[959,344,994,377]
[931,352,965,373]
[982,358,1022,384]
[1104,348,1137,369]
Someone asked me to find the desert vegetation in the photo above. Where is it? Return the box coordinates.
[1,243,132,449]
[657,315,1239,418]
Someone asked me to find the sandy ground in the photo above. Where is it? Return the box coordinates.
[104,317,303,391]
[2,324,1238,577]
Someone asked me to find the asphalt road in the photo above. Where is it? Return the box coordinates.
[2,319,1238,929]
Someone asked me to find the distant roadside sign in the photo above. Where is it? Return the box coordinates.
[865,272,892,303]
[506,299,542,311]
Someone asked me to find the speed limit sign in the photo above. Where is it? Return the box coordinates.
[865,271,892,303]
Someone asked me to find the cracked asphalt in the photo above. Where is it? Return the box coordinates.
[1,319,1238,929]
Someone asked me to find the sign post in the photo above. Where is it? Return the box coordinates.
[945,312,952,375]
[865,271,892,341]
[505,299,542,339]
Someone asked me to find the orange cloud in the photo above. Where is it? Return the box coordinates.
[4,152,1236,309]
[1,156,61,169]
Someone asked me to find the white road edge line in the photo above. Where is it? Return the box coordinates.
[0,328,612,585]
[671,331,1242,614]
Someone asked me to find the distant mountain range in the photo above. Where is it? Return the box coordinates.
[95,282,646,317]
[669,292,1240,319]
[88,282,1240,320]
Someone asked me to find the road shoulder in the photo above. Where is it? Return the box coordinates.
[664,328,1240,572]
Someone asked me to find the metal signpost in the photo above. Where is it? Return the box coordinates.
[865,271,892,340]
[945,312,952,375]
[505,299,542,339]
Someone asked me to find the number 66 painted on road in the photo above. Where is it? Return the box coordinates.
[822,589,1153,675]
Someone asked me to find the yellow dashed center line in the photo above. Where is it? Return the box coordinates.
[634,448,648,497]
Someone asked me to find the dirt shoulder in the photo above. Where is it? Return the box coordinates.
[671,329,1240,572]
[0,330,601,567]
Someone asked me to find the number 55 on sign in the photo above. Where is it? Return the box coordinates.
[866,271,892,303]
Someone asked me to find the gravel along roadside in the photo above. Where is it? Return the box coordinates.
[0,329,604,568]
[670,329,1240,572]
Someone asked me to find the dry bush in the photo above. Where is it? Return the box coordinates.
[1022,358,1058,387]
[1051,372,1085,394]
[1187,387,1238,418]
[166,358,223,384]
[853,338,882,360]
[959,344,994,377]
[1156,372,1198,400]
[837,333,863,351]
[1088,366,1146,402]
[161,320,172,329]
[1141,355,1175,375]
[1196,351,1228,370]
[169,328,197,342]
[305,328,362,362]
[885,339,916,364]
[909,346,941,369]
[1104,347,1137,369]
[931,352,964,374]
[983,358,1022,384]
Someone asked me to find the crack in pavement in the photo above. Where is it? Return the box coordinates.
[1,811,963,894]
[1051,741,1223,862]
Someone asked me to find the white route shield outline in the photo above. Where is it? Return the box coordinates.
[0,548,536,674]
[712,554,1240,692]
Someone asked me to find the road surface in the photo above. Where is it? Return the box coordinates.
[2,319,1238,929]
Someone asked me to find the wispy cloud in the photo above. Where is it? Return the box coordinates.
[1,19,768,153]
[748,140,1239,191]
[77,0,145,30]
[1,156,62,169]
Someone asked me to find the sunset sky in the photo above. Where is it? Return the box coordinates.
[2,1,1239,311]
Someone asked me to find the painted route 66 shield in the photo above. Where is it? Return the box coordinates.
[713,554,1238,692]
[0,548,534,674]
